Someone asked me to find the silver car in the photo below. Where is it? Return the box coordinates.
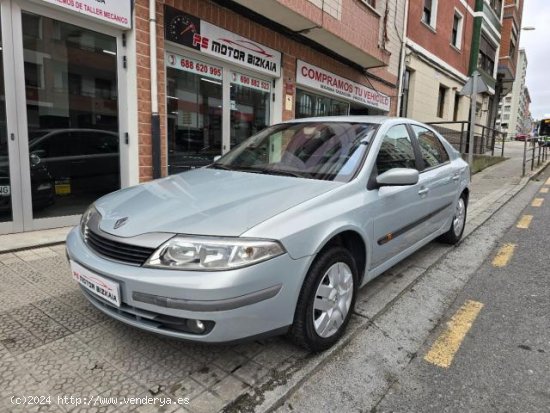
[66,117,470,352]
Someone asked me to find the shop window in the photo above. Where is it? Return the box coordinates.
[230,72,271,148]
[166,59,223,174]
[295,89,349,119]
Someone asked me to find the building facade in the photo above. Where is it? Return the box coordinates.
[400,0,475,124]
[0,0,406,234]
[496,48,530,137]
[489,0,524,129]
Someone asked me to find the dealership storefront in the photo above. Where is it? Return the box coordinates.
[163,6,283,173]
[0,0,132,235]
[0,1,394,235]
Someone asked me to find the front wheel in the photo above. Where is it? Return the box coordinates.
[439,193,467,245]
[288,246,358,352]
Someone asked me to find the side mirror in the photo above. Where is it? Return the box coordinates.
[213,155,222,162]
[30,153,42,167]
[376,168,419,187]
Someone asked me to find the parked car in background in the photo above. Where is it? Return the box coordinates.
[0,148,55,216]
[515,133,529,141]
[28,129,120,194]
[67,117,470,352]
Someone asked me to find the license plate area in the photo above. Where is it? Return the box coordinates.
[70,261,121,307]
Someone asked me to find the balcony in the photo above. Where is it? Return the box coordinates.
[229,0,388,68]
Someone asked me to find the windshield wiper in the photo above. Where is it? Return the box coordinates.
[256,168,310,178]
[209,163,235,171]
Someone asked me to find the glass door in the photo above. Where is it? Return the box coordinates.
[0,0,125,234]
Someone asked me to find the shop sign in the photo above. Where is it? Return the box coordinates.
[38,0,132,29]
[166,53,223,81]
[296,60,391,112]
[164,6,281,77]
[231,72,271,93]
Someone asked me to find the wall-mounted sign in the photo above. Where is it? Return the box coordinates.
[231,72,271,93]
[296,60,391,112]
[38,0,132,29]
[166,53,223,80]
[164,6,281,77]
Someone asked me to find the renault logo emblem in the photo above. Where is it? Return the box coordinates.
[114,217,128,229]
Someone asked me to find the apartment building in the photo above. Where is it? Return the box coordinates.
[496,48,530,137]
[489,0,525,128]
[400,0,475,123]
[0,0,407,235]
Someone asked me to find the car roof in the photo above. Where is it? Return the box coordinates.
[281,116,427,126]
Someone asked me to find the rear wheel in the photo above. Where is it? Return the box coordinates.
[288,246,358,352]
[439,193,467,244]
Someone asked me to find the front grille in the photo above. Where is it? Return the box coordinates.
[85,228,155,266]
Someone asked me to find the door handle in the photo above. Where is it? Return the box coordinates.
[418,188,429,196]
[451,174,460,181]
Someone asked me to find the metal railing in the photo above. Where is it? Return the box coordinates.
[426,121,505,157]
[522,137,549,176]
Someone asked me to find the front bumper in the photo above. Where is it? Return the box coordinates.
[66,227,311,343]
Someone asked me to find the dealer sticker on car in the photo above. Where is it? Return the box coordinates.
[70,261,121,307]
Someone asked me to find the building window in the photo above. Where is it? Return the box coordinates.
[400,69,412,117]
[422,0,437,28]
[478,34,497,75]
[451,11,463,49]
[489,0,502,18]
[437,85,447,118]
[453,93,461,121]
[360,0,375,7]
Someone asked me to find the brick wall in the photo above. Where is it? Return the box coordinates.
[407,0,475,77]
[134,0,397,181]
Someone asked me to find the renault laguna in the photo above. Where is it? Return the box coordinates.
[66,117,470,352]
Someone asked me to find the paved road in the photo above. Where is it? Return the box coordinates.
[375,167,550,413]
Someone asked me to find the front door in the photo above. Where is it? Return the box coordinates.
[0,0,124,234]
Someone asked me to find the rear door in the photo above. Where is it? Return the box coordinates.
[410,125,458,235]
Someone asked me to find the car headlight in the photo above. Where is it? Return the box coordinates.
[144,236,286,271]
[80,204,98,236]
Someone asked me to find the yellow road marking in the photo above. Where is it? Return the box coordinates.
[546,177,550,185]
[532,198,544,207]
[541,188,549,194]
[516,215,533,229]
[424,300,484,368]
[492,243,517,268]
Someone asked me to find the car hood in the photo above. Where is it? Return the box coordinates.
[95,168,343,237]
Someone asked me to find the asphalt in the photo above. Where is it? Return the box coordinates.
[373,167,550,412]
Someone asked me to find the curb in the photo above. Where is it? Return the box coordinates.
[237,160,550,413]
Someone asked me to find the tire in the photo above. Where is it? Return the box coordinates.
[287,246,358,352]
[439,193,468,245]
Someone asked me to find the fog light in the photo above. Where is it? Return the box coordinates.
[187,319,205,333]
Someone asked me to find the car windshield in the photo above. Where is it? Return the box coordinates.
[209,122,377,182]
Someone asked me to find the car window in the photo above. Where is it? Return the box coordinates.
[412,125,450,170]
[376,125,417,175]
[32,132,73,158]
[73,131,119,155]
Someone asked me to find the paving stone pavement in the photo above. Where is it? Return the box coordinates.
[0,245,309,413]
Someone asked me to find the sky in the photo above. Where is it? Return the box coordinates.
[519,0,549,119]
